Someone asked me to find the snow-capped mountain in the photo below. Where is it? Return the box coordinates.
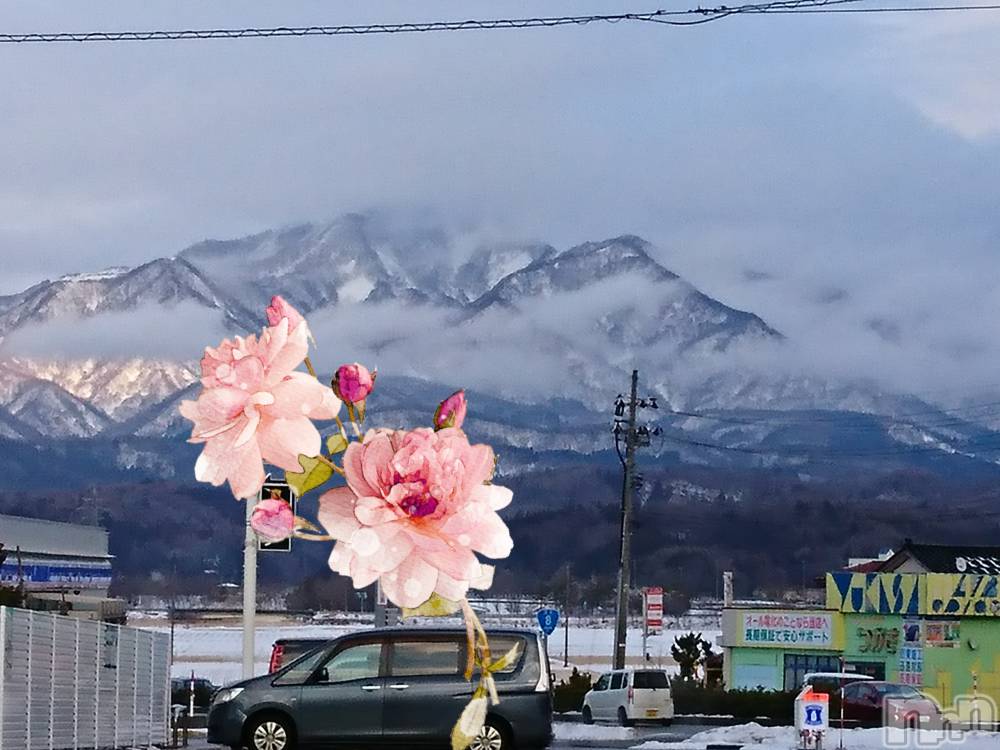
[0,212,998,485]
[0,256,256,339]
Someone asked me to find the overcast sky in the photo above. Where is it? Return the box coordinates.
[2,1,1000,400]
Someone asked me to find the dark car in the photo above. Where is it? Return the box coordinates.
[842,681,941,728]
[269,638,331,673]
[208,627,553,750]
[172,677,218,712]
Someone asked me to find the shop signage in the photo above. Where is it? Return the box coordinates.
[742,612,833,648]
[643,586,664,635]
[924,620,960,647]
[857,626,900,654]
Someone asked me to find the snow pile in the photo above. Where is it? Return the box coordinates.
[632,722,1000,749]
[555,723,637,741]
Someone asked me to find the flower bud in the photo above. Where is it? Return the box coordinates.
[434,389,467,430]
[333,363,375,404]
[250,498,295,542]
[265,295,306,331]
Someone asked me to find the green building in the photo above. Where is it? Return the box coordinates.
[720,542,1000,707]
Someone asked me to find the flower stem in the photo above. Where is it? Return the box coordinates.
[314,453,345,476]
[334,416,349,440]
[304,356,317,378]
[292,531,336,541]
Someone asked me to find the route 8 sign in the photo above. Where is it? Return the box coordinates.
[536,608,560,636]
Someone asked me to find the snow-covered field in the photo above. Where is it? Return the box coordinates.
[633,722,1000,750]
[151,618,720,686]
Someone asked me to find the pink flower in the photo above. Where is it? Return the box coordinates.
[317,427,512,609]
[434,390,467,431]
[179,318,341,499]
[265,295,307,335]
[251,497,295,542]
[333,363,375,404]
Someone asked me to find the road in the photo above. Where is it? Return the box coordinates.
[179,720,710,749]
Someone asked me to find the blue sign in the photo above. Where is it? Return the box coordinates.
[537,608,560,636]
[804,705,824,726]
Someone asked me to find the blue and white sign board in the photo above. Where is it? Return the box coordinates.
[794,689,829,734]
[537,608,560,636]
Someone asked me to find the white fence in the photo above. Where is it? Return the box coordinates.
[0,606,170,750]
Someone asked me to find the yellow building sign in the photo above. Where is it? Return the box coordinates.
[927,574,1000,616]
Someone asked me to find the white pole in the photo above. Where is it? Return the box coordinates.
[242,497,258,679]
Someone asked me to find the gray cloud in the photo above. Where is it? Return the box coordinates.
[1,1,999,401]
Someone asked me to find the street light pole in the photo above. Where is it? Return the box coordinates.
[613,370,639,670]
[242,497,258,679]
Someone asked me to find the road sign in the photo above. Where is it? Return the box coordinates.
[537,608,560,636]
[643,586,664,635]
[257,477,297,552]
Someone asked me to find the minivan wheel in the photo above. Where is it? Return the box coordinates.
[246,714,295,750]
[469,717,510,750]
[582,706,594,725]
[618,707,634,728]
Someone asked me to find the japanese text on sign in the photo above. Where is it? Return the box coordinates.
[742,612,833,647]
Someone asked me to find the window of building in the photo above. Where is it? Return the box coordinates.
[782,653,840,691]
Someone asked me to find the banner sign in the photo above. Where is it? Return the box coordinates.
[742,612,833,648]
[644,586,664,635]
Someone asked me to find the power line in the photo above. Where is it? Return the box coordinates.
[756,3,1000,13]
[0,1,943,45]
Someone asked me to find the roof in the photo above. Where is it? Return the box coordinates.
[274,626,538,645]
[882,540,1000,575]
[0,514,110,559]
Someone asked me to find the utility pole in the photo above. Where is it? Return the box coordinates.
[242,497,258,679]
[611,370,660,671]
[613,370,639,670]
[564,563,571,668]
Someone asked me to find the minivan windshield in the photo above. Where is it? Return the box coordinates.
[272,646,329,686]
[633,671,669,689]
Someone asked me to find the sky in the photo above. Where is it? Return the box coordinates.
[2,1,1000,401]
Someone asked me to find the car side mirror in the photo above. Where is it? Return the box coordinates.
[316,667,329,683]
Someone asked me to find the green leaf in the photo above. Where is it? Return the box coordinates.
[401,593,462,619]
[285,455,333,497]
[326,433,349,455]
[451,696,487,750]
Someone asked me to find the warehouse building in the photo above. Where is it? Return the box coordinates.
[0,513,123,620]
[720,542,1000,708]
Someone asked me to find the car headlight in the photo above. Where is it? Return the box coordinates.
[212,687,244,705]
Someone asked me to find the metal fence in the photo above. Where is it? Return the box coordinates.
[0,606,170,750]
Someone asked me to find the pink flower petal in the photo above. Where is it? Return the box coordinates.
[380,554,439,609]
[343,443,380,498]
[434,570,470,601]
[471,484,513,511]
[256,416,321,472]
[194,437,265,500]
[265,373,329,419]
[440,507,513,559]
[355,496,401,527]
[318,487,361,540]
[361,433,396,498]
[328,542,353,576]
[262,319,309,385]
[405,527,482,582]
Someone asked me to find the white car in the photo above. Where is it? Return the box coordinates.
[582,669,674,726]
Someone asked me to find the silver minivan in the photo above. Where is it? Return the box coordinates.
[207,627,553,750]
